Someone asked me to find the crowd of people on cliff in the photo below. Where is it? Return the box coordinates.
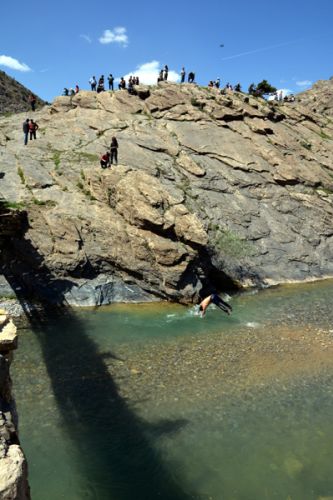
[58,66,268,99]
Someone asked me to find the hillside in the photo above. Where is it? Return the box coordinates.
[1,81,333,305]
[297,77,333,117]
[0,70,46,115]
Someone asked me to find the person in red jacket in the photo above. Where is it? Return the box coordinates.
[29,119,39,140]
[100,152,110,169]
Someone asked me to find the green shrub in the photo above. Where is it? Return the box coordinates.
[52,151,61,168]
[191,98,205,110]
[210,226,252,259]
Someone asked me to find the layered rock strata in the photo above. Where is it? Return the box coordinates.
[0,81,333,304]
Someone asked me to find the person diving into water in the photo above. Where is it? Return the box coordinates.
[198,293,232,318]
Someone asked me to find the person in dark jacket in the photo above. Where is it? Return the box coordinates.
[29,119,39,140]
[188,71,195,83]
[110,137,118,165]
[23,119,30,145]
[108,74,114,90]
[29,94,36,111]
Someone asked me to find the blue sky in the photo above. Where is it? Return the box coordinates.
[1,0,333,101]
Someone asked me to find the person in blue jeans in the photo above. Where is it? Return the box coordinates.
[23,119,29,145]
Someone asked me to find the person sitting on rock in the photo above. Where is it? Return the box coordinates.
[100,151,110,169]
[97,75,105,93]
[208,80,214,87]
[188,71,195,83]
[157,69,164,83]
[29,119,39,141]
[198,293,232,318]
[62,88,69,96]
[118,77,126,90]
[234,83,242,92]
[110,136,118,165]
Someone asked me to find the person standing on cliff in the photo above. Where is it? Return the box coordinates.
[110,137,118,165]
[180,67,186,83]
[108,74,114,91]
[163,65,169,81]
[29,94,36,111]
[198,293,232,318]
[23,119,29,145]
[89,76,97,91]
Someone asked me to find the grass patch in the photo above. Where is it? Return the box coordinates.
[2,200,26,210]
[210,226,252,259]
[76,152,99,162]
[52,151,61,169]
[76,180,96,200]
[191,98,205,110]
[32,198,57,207]
[17,166,25,184]
[319,129,332,140]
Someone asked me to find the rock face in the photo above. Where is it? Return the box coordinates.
[1,81,333,304]
[297,77,333,117]
[0,310,30,500]
[0,71,46,115]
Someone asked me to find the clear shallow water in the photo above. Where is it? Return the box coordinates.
[12,279,333,500]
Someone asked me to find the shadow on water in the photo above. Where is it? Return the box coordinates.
[0,209,203,499]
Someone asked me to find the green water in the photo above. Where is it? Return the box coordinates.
[12,280,333,499]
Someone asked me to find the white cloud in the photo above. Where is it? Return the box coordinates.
[99,27,128,47]
[267,88,293,101]
[122,60,179,85]
[296,80,312,87]
[0,55,31,72]
[80,34,92,43]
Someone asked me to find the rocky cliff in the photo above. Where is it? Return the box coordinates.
[0,71,45,115]
[297,76,333,117]
[0,81,333,305]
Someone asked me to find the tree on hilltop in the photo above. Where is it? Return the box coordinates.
[248,80,277,97]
